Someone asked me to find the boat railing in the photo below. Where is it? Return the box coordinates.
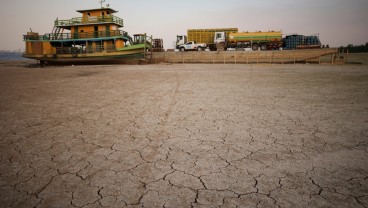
[55,45,117,55]
[54,15,124,26]
[23,30,128,41]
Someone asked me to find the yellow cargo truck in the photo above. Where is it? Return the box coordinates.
[176,28,238,51]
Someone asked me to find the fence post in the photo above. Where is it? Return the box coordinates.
[270,54,272,64]
[346,50,349,64]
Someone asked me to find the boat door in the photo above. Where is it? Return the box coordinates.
[106,25,110,37]
[74,26,79,39]
[94,26,98,38]
[95,41,102,52]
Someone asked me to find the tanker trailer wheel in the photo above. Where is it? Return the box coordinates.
[252,44,259,51]
[260,44,267,51]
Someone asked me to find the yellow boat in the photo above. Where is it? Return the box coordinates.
[23,6,152,65]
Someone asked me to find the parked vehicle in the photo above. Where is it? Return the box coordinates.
[176,28,321,51]
[187,28,238,51]
[177,41,207,51]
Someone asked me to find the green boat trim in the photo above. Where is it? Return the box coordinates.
[117,43,149,51]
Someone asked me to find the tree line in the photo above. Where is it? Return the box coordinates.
[339,43,368,53]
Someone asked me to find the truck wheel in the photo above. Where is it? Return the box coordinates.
[180,47,185,52]
[260,44,267,51]
[197,47,203,51]
[252,44,259,51]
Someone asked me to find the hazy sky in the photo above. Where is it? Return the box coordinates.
[0,0,367,51]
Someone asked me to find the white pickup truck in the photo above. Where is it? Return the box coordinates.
[178,41,207,51]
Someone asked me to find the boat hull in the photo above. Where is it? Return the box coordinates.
[23,45,148,65]
[24,53,145,65]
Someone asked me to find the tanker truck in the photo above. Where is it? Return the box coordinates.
[221,31,283,51]
[177,28,282,51]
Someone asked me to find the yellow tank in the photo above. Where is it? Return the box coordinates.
[228,31,282,43]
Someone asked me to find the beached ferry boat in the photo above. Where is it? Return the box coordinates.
[23,4,152,65]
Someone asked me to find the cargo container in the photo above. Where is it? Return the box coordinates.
[283,34,321,50]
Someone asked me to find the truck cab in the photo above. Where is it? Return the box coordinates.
[214,32,226,44]
[176,35,187,49]
[214,32,227,51]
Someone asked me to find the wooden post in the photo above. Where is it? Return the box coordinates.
[270,54,272,64]
[144,34,146,60]
[346,50,349,64]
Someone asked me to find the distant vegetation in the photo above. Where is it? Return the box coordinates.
[339,43,368,53]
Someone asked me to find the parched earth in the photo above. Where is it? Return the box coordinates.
[0,63,367,208]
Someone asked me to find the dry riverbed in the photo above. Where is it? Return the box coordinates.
[0,63,367,208]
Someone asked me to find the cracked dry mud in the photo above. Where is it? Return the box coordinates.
[0,63,368,208]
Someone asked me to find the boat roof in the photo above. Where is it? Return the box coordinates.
[77,8,118,14]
